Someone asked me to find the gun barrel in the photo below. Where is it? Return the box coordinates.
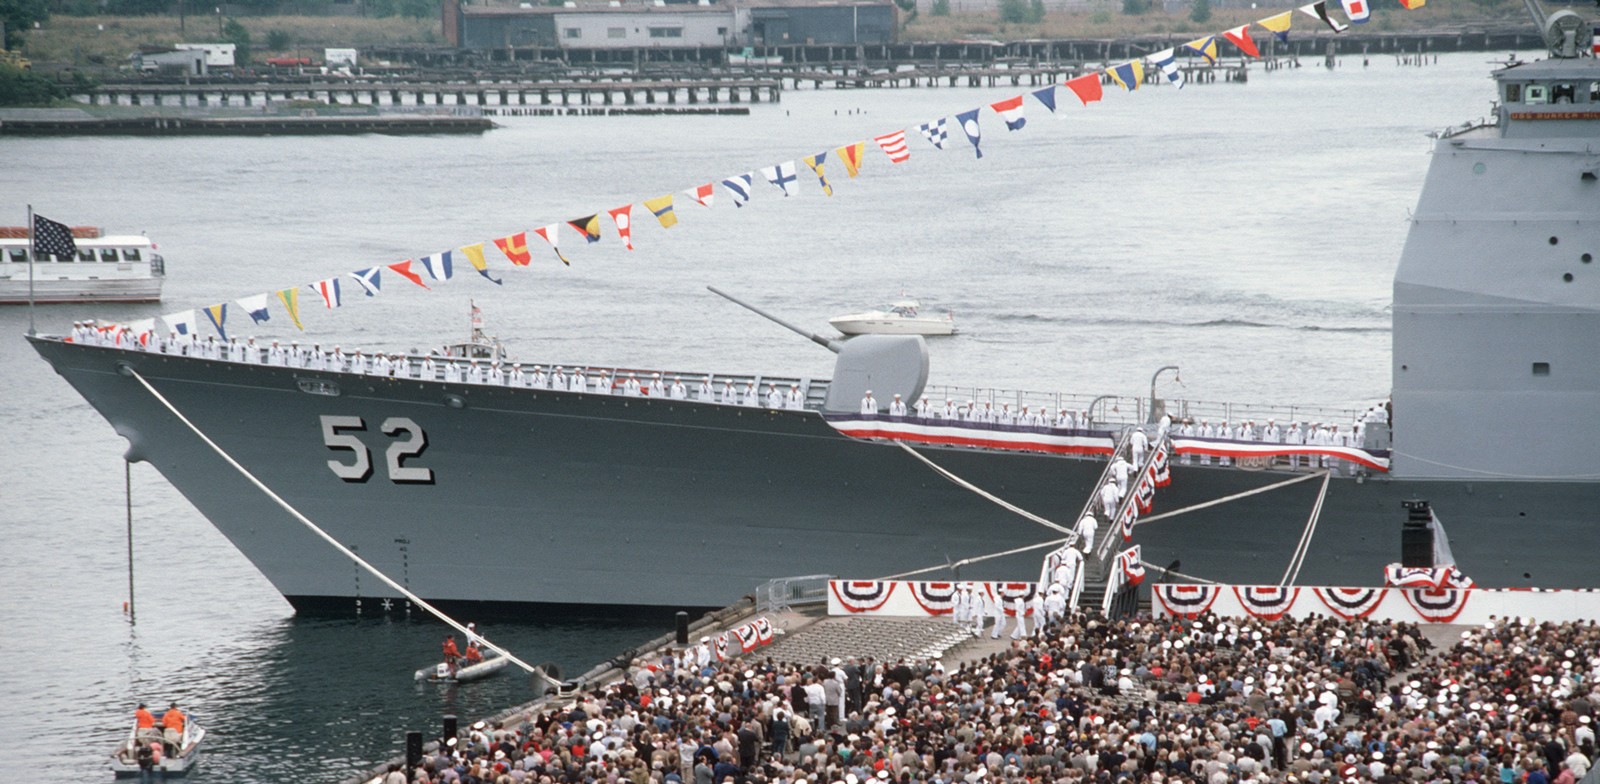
[706,286,840,353]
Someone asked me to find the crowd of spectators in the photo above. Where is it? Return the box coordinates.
[384,612,1600,784]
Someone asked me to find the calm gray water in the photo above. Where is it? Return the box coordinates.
[0,51,1510,782]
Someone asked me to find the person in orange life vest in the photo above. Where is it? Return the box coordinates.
[464,641,484,665]
[442,634,461,673]
[161,702,186,757]
[135,703,155,730]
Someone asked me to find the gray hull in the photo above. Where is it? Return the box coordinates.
[31,338,1600,615]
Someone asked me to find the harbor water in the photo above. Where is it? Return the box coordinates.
[0,51,1511,782]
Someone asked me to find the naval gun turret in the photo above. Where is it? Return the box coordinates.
[707,286,929,413]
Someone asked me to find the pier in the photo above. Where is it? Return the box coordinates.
[0,113,493,135]
[79,78,784,109]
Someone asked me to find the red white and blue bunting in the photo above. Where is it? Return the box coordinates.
[1312,586,1387,620]
[1233,585,1301,621]
[823,415,1116,455]
[1399,587,1473,623]
[911,581,959,616]
[985,582,1038,615]
[1117,546,1146,587]
[829,580,897,613]
[1384,564,1475,590]
[1169,436,1390,472]
[1155,584,1223,619]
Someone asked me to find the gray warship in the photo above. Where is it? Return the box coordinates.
[28,6,1600,615]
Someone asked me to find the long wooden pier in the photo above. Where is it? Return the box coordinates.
[81,79,783,109]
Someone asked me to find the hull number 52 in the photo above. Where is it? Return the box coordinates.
[319,415,435,484]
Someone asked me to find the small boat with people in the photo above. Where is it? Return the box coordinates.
[414,627,508,683]
[829,299,955,336]
[110,703,204,779]
[413,654,510,683]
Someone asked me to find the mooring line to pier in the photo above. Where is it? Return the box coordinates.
[892,442,1077,536]
[1130,470,1326,528]
[876,537,1069,581]
[1280,470,1333,587]
[123,367,541,675]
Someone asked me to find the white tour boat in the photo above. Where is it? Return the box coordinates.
[0,227,165,304]
[829,299,955,336]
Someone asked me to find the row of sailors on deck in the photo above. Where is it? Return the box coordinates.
[82,326,826,408]
[860,390,1092,430]
[1173,418,1363,469]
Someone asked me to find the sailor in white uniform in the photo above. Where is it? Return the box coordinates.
[767,384,784,409]
[987,590,1007,639]
[393,355,411,379]
[1285,422,1304,469]
[647,373,666,398]
[1216,420,1232,466]
[860,390,877,416]
[1131,428,1149,468]
[1054,546,1084,598]
[888,394,907,417]
[420,355,436,380]
[1099,479,1120,521]
[1056,409,1074,429]
[1028,592,1045,636]
[670,377,688,400]
[697,376,714,401]
[743,382,760,407]
[594,371,612,394]
[943,399,959,420]
[963,401,981,423]
[550,366,567,391]
[997,404,1014,426]
[1109,455,1134,497]
[952,584,970,626]
[623,373,642,397]
[467,361,484,385]
[1158,412,1172,439]
[569,367,587,393]
[1044,584,1067,624]
[1077,512,1099,553]
[913,395,930,418]
[785,384,805,410]
[1264,419,1281,444]
[1197,420,1214,465]
[720,380,738,405]
[1010,595,1028,639]
[529,365,546,388]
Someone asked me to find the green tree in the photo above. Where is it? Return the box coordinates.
[1,0,48,50]
[1188,0,1210,23]
[931,0,949,15]
[1027,0,1044,22]
[266,28,292,51]
[998,0,1028,23]
[0,64,68,105]
[222,18,251,64]
[1121,0,1148,14]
